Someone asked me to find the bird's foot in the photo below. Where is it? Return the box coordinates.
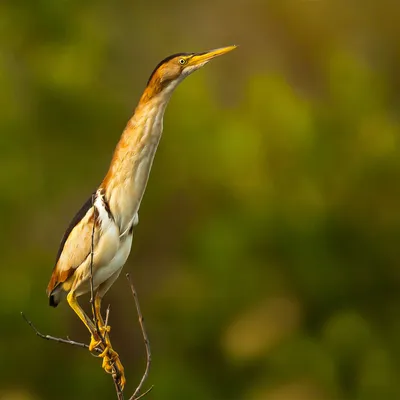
[88,324,111,351]
[101,346,126,390]
[88,326,125,389]
[88,332,103,352]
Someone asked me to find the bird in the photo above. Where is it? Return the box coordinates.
[46,45,237,389]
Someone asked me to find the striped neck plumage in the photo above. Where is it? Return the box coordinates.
[101,81,180,234]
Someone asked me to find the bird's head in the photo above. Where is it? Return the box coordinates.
[144,45,237,98]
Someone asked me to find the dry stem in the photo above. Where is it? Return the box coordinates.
[22,272,152,400]
[126,273,153,400]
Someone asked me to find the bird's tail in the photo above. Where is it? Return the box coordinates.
[48,284,66,307]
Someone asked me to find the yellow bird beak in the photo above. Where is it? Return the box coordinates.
[189,45,237,67]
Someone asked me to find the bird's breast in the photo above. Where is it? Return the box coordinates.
[109,140,161,234]
[92,232,133,289]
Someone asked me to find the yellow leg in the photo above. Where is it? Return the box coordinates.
[94,293,126,390]
[67,291,126,389]
[94,295,109,333]
[67,291,98,341]
[92,294,111,352]
[65,292,100,352]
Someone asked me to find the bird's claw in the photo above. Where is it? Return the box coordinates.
[102,346,126,389]
[88,324,111,352]
[88,333,102,352]
[99,324,111,335]
[89,328,125,390]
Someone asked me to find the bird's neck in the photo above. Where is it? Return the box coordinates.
[101,87,175,233]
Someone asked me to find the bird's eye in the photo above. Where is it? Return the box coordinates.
[179,58,186,65]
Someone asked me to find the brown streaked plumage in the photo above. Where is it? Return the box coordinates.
[46,45,237,389]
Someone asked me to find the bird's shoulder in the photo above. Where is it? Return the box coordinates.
[54,194,95,266]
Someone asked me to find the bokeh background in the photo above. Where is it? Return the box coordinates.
[2,0,400,399]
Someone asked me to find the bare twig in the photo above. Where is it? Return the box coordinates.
[126,273,153,400]
[21,312,102,354]
[89,194,98,329]
[113,374,125,400]
[105,304,111,327]
[22,272,153,400]
[133,386,154,400]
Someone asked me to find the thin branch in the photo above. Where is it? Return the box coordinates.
[21,312,102,354]
[105,304,111,327]
[133,386,154,400]
[89,194,98,329]
[22,310,124,399]
[22,272,153,400]
[113,375,124,400]
[126,273,153,400]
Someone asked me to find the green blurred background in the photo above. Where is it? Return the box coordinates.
[2,0,400,399]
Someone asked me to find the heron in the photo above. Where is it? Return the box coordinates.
[46,45,237,388]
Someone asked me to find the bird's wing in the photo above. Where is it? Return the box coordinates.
[46,195,97,296]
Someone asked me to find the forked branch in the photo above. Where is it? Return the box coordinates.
[22,273,153,400]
